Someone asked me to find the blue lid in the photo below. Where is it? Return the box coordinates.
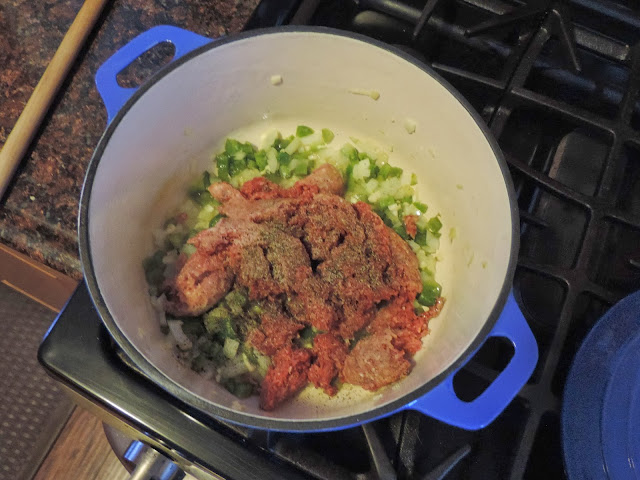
[562,290,640,480]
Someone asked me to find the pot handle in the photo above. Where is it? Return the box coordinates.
[95,25,211,123]
[407,291,538,430]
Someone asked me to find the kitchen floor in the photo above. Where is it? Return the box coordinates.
[0,243,128,480]
[33,408,128,480]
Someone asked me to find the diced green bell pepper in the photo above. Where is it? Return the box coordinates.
[255,151,268,170]
[216,154,230,181]
[322,128,335,143]
[229,158,247,177]
[427,216,442,233]
[294,160,310,176]
[296,125,314,137]
[414,202,428,213]
[209,213,225,228]
[277,151,291,165]
[417,280,442,307]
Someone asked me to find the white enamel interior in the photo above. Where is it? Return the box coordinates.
[87,31,514,424]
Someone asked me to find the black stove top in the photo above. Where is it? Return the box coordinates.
[40,1,640,479]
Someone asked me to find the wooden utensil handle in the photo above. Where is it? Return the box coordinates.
[0,0,110,201]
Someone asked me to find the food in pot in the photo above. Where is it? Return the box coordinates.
[144,126,445,410]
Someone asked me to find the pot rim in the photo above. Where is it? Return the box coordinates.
[78,25,520,431]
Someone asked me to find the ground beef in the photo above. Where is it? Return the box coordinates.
[288,275,337,331]
[341,329,410,390]
[423,297,446,320]
[294,163,345,196]
[260,345,311,411]
[248,310,304,356]
[391,329,424,356]
[165,164,443,410]
[236,245,280,299]
[240,176,284,200]
[404,215,418,239]
[387,232,423,298]
[262,230,311,292]
[164,248,236,316]
[308,333,349,395]
[296,193,364,261]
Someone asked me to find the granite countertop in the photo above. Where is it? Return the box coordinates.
[0,0,260,280]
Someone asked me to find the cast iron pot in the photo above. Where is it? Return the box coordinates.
[80,25,538,432]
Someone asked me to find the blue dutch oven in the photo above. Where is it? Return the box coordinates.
[79,25,538,431]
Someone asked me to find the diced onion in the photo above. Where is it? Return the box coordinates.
[261,130,279,150]
[217,358,250,380]
[404,118,417,134]
[266,148,278,173]
[352,159,371,181]
[223,338,240,359]
[150,294,168,330]
[270,74,283,85]
[167,320,192,351]
[284,137,302,155]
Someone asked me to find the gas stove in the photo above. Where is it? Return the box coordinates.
[39,0,640,479]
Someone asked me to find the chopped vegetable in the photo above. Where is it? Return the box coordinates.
[270,74,283,85]
[167,320,193,351]
[224,377,254,398]
[414,230,427,246]
[225,289,248,316]
[417,280,442,307]
[142,250,166,288]
[294,160,310,176]
[414,202,427,213]
[348,88,380,100]
[427,216,442,233]
[202,171,211,187]
[191,355,208,372]
[216,154,230,181]
[209,213,225,228]
[322,128,335,143]
[223,338,240,359]
[204,305,231,334]
[404,118,417,134]
[218,359,250,380]
[278,151,291,165]
[181,318,205,336]
[296,125,314,137]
